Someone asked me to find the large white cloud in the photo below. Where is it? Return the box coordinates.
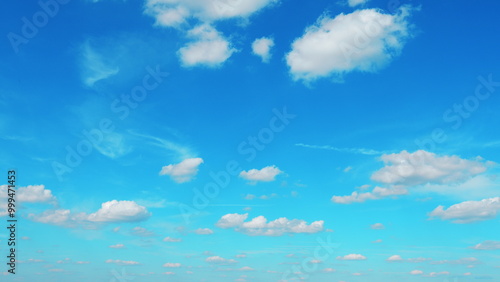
[286,6,413,82]
[0,184,57,204]
[144,0,278,27]
[216,213,324,236]
[159,157,204,183]
[87,200,151,222]
[429,197,500,224]
[239,165,283,183]
[29,200,151,227]
[371,150,488,187]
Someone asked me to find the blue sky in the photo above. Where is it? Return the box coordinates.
[1,0,500,281]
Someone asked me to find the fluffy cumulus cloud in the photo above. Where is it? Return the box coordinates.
[286,6,413,82]
[371,150,488,187]
[178,24,236,67]
[144,0,278,26]
[387,255,431,263]
[252,37,275,62]
[332,186,408,204]
[428,197,500,223]
[215,213,324,236]
[410,270,423,275]
[470,240,500,250]
[239,165,283,183]
[159,157,204,183]
[0,185,57,215]
[337,254,367,260]
[87,200,151,223]
[163,262,181,268]
[29,200,150,227]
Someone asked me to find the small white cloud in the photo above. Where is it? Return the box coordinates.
[323,268,336,272]
[109,244,125,249]
[163,262,181,268]
[429,197,500,223]
[163,237,182,242]
[372,239,383,243]
[239,266,254,271]
[105,259,140,265]
[286,7,413,82]
[410,270,423,275]
[216,213,249,228]
[337,254,367,260]
[205,256,237,265]
[252,37,274,62]
[370,223,385,229]
[347,0,369,7]
[332,186,408,204]
[178,25,236,67]
[130,226,155,237]
[195,228,214,235]
[160,158,204,183]
[470,240,500,250]
[239,165,283,183]
[387,255,403,262]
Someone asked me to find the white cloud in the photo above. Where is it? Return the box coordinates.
[337,254,367,260]
[163,262,181,268]
[323,268,336,273]
[295,143,384,155]
[431,257,479,265]
[425,271,450,277]
[216,213,324,236]
[387,255,430,263]
[239,266,254,271]
[130,226,155,237]
[470,240,500,250]
[29,200,150,227]
[370,223,384,229]
[286,7,413,82]
[163,237,182,242]
[105,259,140,265]
[371,150,488,187]
[252,37,274,62]
[144,0,278,26]
[429,197,500,223]
[332,186,408,204]
[195,228,214,235]
[80,41,119,87]
[410,270,423,275]
[216,213,249,228]
[178,24,236,67]
[205,256,237,265]
[159,158,204,183]
[87,200,151,223]
[109,244,125,249]
[347,0,369,8]
[0,185,57,213]
[239,165,283,183]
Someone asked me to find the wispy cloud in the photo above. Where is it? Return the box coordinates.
[80,40,119,87]
[295,143,385,155]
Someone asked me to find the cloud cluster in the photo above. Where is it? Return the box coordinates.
[160,158,204,183]
[332,186,407,204]
[0,185,57,216]
[205,256,237,265]
[429,197,500,223]
[286,7,413,81]
[216,213,324,236]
